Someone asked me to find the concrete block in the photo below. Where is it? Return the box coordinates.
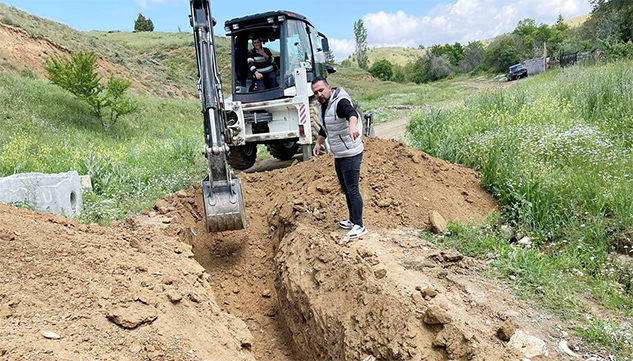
[0,171,83,217]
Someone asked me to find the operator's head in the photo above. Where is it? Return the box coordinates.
[311,77,332,104]
[252,38,262,49]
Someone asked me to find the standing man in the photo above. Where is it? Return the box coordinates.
[311,77,367,239]
[247,38,278,90]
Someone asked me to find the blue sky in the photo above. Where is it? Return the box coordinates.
[3,0,593,60]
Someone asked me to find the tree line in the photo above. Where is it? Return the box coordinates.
[349,1,633,83]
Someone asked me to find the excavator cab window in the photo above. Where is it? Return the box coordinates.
[232,33,281,94]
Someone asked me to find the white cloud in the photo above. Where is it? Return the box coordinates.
[360,0,592,50]
[329,38,356,61]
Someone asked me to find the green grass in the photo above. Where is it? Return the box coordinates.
[410,60,633,357]
[328,66,500,124]
[0,72,207,224]
[0,3,232,98]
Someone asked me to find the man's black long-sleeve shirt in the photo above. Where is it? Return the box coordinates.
[317,98,359,138]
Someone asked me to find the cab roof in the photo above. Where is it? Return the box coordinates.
[225,10,312,28]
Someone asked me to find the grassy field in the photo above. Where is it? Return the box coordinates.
[0,72,207,224]
[329,66,504,123]
[408,61,633,357]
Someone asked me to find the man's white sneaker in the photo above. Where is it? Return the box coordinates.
[347,224,368,239]
[339,220,354,229]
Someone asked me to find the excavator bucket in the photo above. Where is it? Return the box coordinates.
[201,175,248,232]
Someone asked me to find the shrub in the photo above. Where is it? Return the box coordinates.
[44,51,136,130]
[134,13,154,32]
[369,59,394,81]
[427,55,454,81]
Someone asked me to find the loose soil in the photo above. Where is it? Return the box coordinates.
[1,138,584,360]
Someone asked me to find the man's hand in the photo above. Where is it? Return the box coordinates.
[349,117,360,141]
[313,136,325,157]
[254,71,263,80]
[256,48,268,59]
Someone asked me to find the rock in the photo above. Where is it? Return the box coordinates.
[508,331,548,358]
[429,211,448,234]
[374,269,387,279]
[500,225,516,242]
[106,302,157,329]
[154,199,171,215]
[517,237,533,247]
[416,285,437,298]
[42,331,60,340]
[496,319,515,341]
[376,198,392,208]
[262,289,272,298]
[559,340,579,357]
[176,189,188,198]
[166,289,184,303]
[423,304,452,325]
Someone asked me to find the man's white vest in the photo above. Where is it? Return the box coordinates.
[318,88,364,158]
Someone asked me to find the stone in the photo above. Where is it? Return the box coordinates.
[417,285,437,298]
[374,269,387,279]
[496,319,515,341]
[262,289,272,298]
[106,302,157,329]
[423,305,452,325]
[508,331,548,358]
[558,340,579,357]
[42,331,60,340]
[154,199,171,215]
[429,211,448,234]
[517,237,533,247]
[166,289,184,303]
[500,225,516,241]
[176,190,188,198]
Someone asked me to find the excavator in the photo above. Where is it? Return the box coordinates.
[189,0,247,232]
[189,0,373,232]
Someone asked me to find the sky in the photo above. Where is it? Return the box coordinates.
[3,0,593,60]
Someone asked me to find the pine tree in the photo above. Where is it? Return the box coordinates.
[134,13,154,32]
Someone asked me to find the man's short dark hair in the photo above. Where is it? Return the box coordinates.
[311,76,329,86]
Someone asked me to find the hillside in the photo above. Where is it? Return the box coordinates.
[0,3,231,99]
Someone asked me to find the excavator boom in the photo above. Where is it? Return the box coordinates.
[190,0,248,232]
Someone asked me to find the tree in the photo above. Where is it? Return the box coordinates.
[427,55,453,81]
[458,41,485,72]
[369,59,393,81]
[134,13,154,32]
[325,49,336,64]
[353,19,368,70]
[483,34,523,72]
[45,51,137,130]
[590,0,633,42]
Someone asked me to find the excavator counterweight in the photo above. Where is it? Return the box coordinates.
[190,0,248,232]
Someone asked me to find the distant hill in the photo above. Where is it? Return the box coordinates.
[0,3,230,99]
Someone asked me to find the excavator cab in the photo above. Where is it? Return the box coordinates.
[225,11,332,104]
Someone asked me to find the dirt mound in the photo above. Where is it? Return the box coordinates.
[0,138,576,360]
[0,204,254,360]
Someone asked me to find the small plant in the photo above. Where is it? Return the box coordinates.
[44,51,136,130]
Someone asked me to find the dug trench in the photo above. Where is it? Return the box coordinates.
[154,138,578,360]
[0,138,580,360]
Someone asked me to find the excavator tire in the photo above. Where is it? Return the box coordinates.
[267,141,299,160]
[227,144,257,170]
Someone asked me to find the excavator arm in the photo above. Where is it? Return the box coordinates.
[190,0,248,232]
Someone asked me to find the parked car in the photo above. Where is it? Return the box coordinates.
[506,63,528,81]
